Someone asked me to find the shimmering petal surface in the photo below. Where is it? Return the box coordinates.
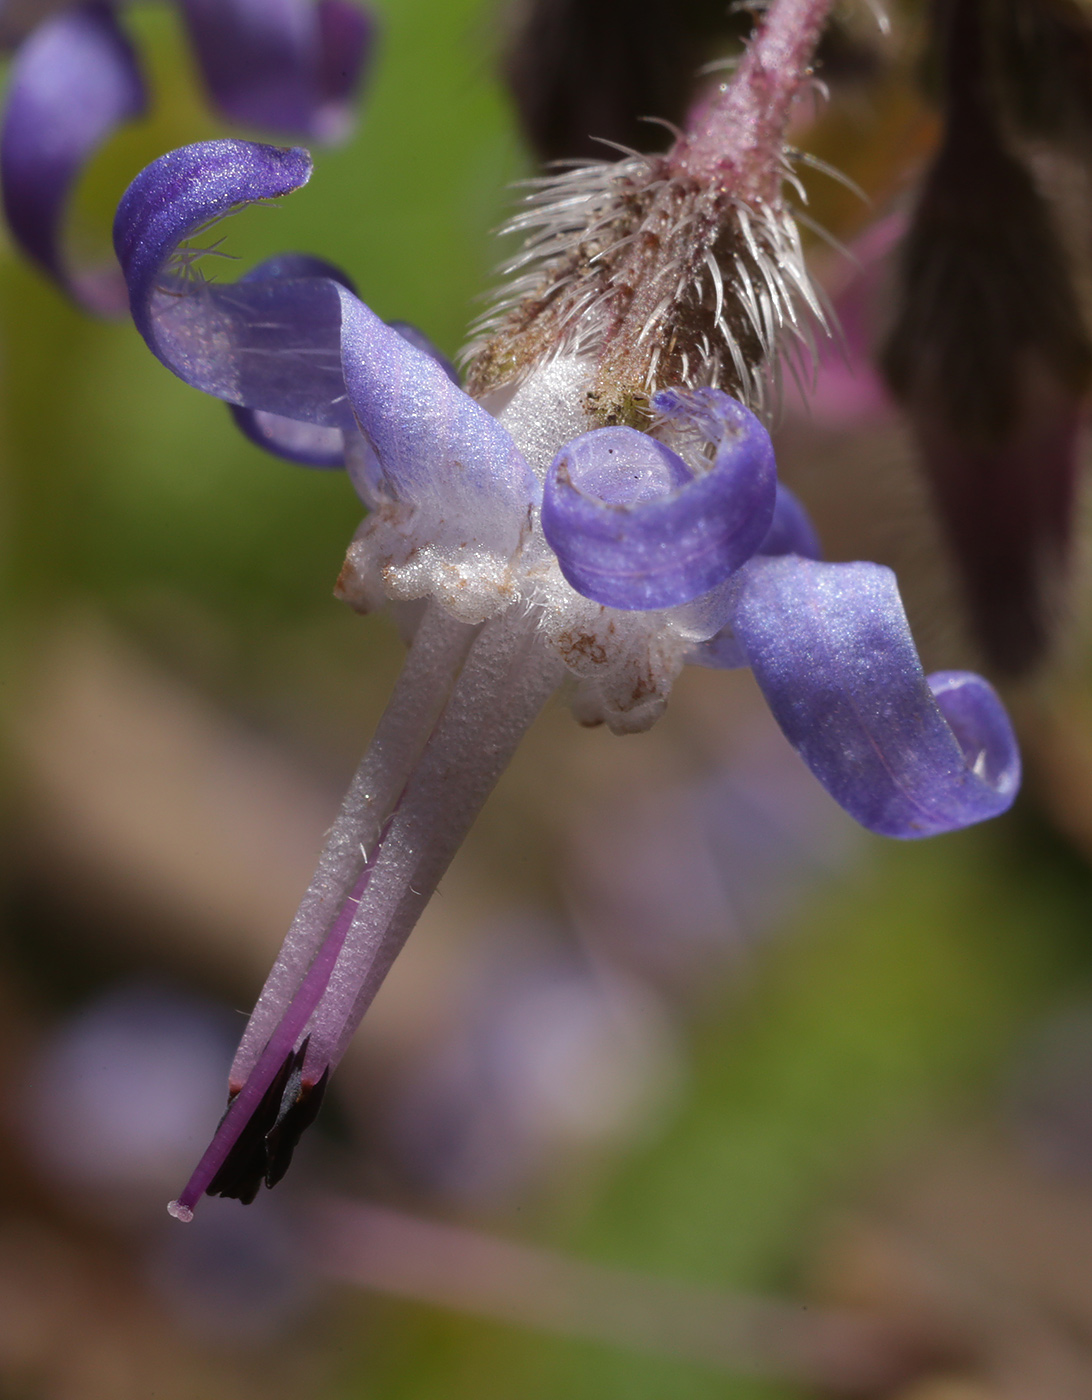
[541,389,775,610]
[1,1,145,311]
[384,319,460,386]
[229,252,358,467]
[179,0,374,143]
[338,291,540,551]
[729,556,1020,837]
[114,140,356,429]
[116,139,538,556]
[314,321,454,480]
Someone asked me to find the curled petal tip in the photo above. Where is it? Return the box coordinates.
[113,141,367,438]
[114,138,313,342]
[730,556,1021,838]
[114,140,536,563]
[927,669,1021,801]
[542,389,776,610]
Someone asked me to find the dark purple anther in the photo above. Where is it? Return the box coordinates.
[168,859,369,1220]
[205,1038,329,1204]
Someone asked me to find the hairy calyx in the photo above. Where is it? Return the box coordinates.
[463,0,833,424]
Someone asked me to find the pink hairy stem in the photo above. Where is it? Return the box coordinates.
[674,0,837,196]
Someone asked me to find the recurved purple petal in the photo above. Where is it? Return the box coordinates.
[338,291,539,551]
[729,555,1020,837]
[115,141,537,546]
[179,0,375,144]
[541,388,775,610]
[228,252,358,467]
[230,403,347,466]
[230,312,459,467]
[1,1,145,312]
[114,140,354,431]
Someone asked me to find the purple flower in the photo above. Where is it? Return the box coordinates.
[0,0,374,311]
[113,138,1019,1217]
[109,0,1020,1216]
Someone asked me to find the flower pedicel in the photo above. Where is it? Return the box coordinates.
[109,0,1020,1217]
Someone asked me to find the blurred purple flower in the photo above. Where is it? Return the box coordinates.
[379,929,678,1205]
[21,983,236,1207]
[107,0,1019,1216]
[567,713,862,996]
[0,0,374,310]
[149,1193,318,1344]
[20,983,320,1338]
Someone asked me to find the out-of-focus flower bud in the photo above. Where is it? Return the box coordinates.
[993,0,1092,148]
[882,0,1092,675]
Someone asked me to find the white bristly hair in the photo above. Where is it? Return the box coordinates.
[462,146,826,425]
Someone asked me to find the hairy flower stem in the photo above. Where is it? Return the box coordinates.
[467,0,836,422]
[589,0,834,417]
[678,0,836,194]
[169,604,565,1218]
